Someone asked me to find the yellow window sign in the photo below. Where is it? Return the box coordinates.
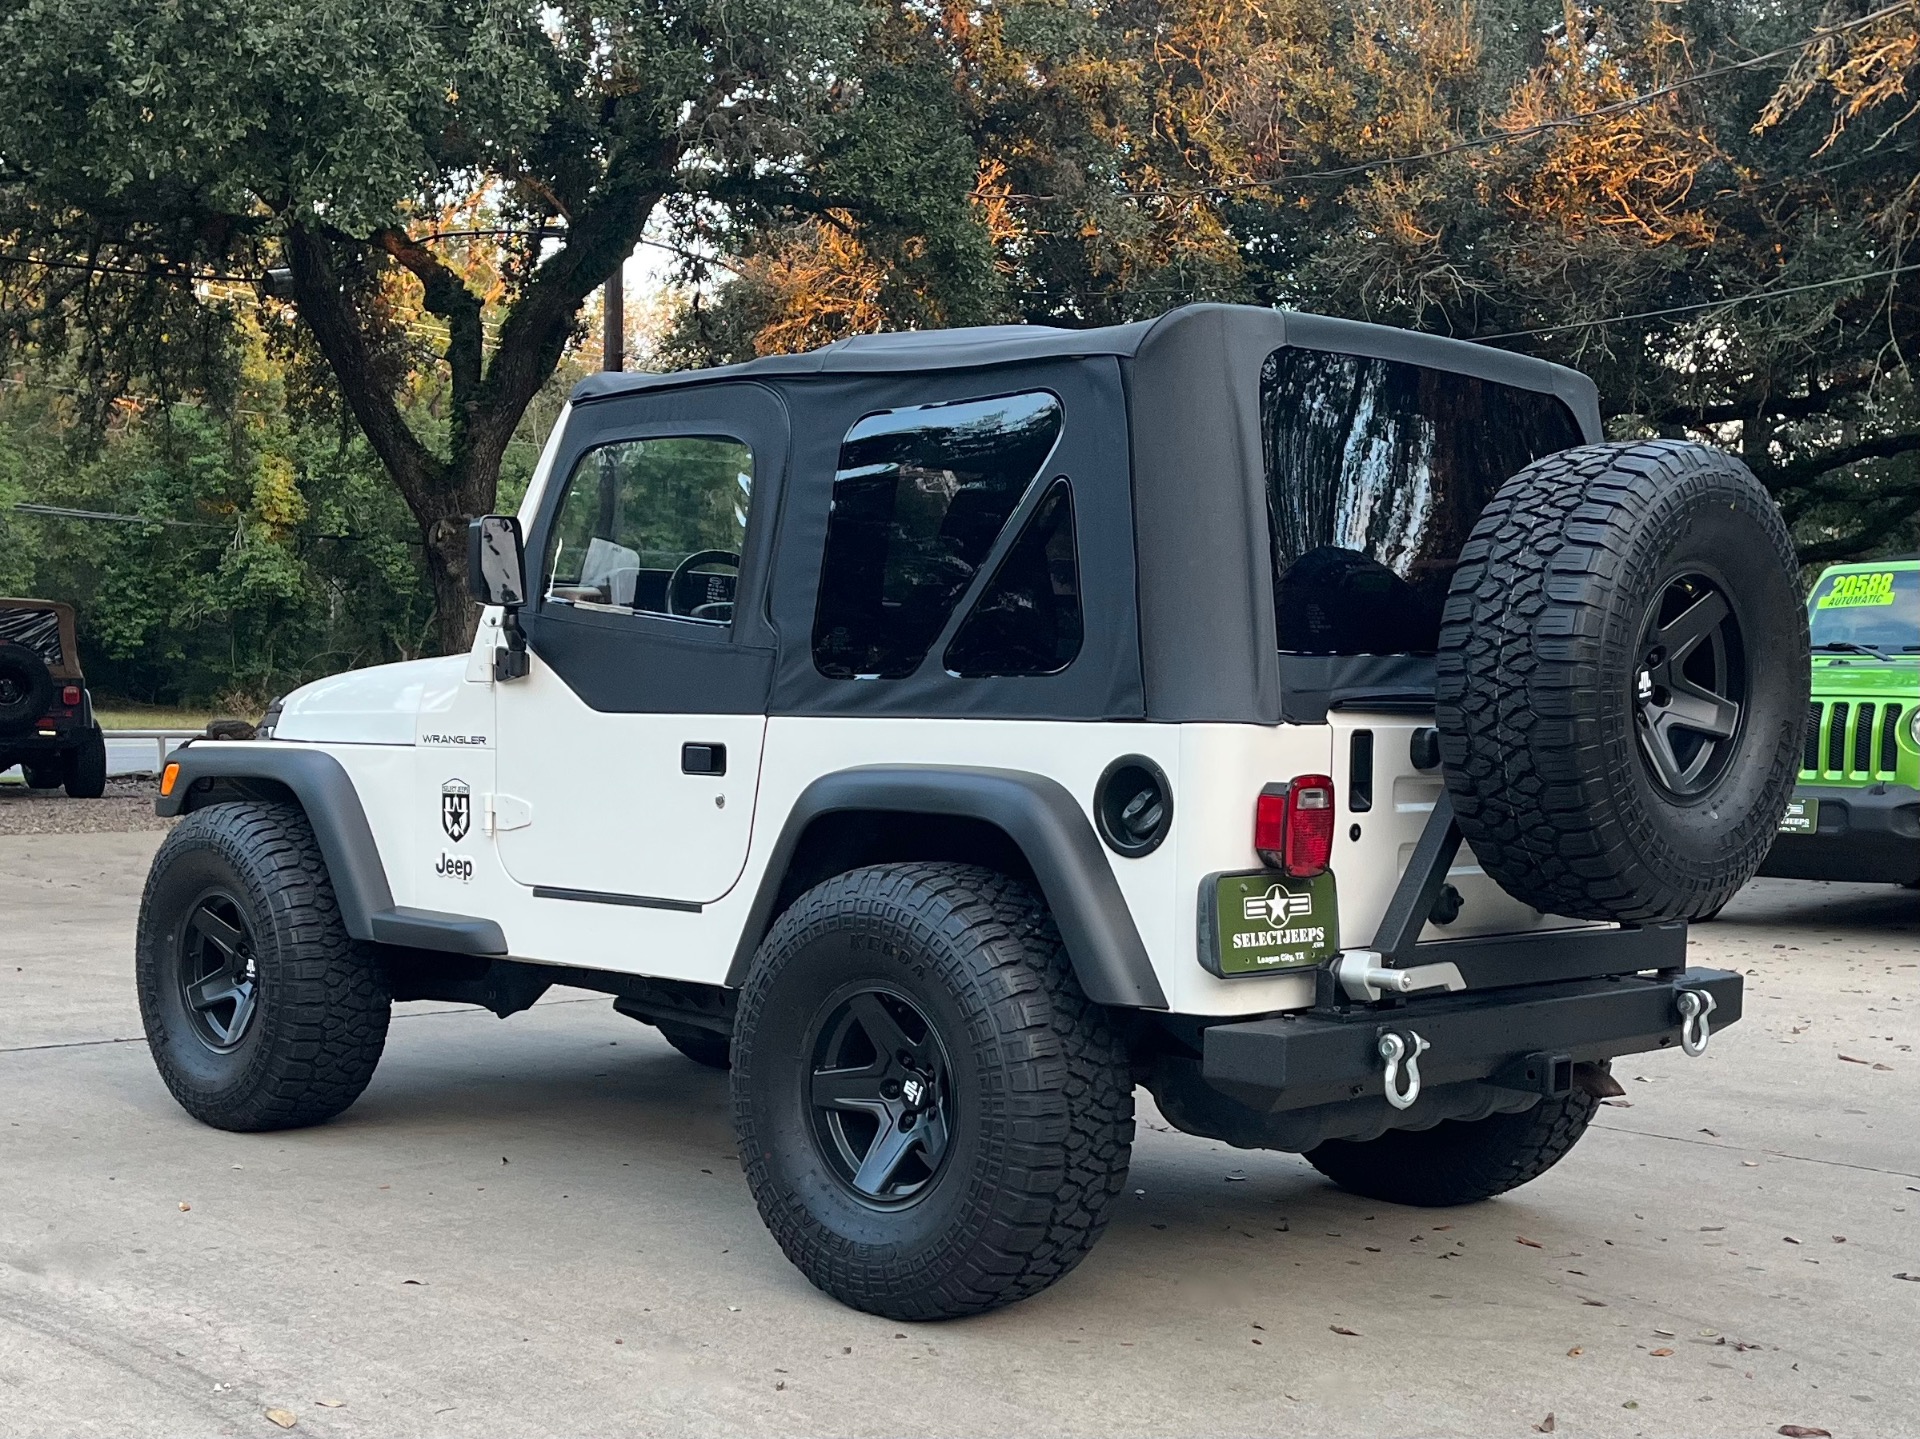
[1816,571,1897,609]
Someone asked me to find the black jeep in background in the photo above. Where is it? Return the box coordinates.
[0,597,107,798]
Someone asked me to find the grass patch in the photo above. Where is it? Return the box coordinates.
[94,706,216,732]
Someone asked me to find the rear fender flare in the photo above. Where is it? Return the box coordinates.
[725,765,1168,1009]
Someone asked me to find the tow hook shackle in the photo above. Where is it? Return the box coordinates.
[1378,1029,1431,1110]
[1676,987,1716,1057]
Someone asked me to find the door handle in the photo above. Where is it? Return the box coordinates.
[681,743,727,777]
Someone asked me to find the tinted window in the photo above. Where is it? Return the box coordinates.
[1261,348,1582,654]
[813,392,1063,678]
[944,479,1082,676]
[543,436,753,625]
[1808,568,1920,653]
[0,608,62,666]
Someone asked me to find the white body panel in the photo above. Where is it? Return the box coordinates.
[490,660,766,903]
[256,603,1583,1018]
[1325,713,1591,946]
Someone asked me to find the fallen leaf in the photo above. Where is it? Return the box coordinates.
[1777,1427,1831,1437]
[1832,1235,1846,1244]
[1698,1128,1719,1136]
[1743,1160,1761,1167]
[1838,1054,1870,1065]
[265,1410,298,1429]
[314,1400,345,1409]
[1534,1414,1557,1433]
[1654,1328,1675,1337]
[1225,1170,1248,1182]
[1874,1063,1893,1071]
[177,1202,191,1212]
[1893,1272,1920,1282]
[1700,1225,1725,1232]
[1651,1348,1675,1357]
[1581,1298,1608,1307]
[1567,1346,1584,1357]
[1330,1325,1361,1337]
[1517,1237,1544,1248]
[1601,1098,1632,1107]
[401,1279,426,1285]
[1783,1236,1801,1245]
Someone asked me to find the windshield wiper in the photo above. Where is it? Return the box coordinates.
[1813,641,1897,661]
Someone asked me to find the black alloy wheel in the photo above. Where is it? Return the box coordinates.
[1633,572,1746,798]
[177,891,260,1051]
[807,987,954,1205]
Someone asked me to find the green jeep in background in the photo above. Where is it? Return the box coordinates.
[1759,559,1920,887]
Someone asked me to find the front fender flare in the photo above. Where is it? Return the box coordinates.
[157,743,506,956]
[725,765,1168,1010]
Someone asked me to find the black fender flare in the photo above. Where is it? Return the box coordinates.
[724,765,1168,1010]
[157,743,507,956]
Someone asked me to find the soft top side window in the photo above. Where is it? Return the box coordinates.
[813,391,1063,679]
[543,435,754,626]
[1262,348,1582,655]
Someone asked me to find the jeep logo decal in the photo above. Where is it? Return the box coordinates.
[441,779,472,843]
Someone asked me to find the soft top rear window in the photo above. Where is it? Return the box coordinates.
[1261,347,1582,655]
[0,607,63,667]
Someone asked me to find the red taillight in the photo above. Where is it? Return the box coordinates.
[61,686,82,707]
[1254,775,1336,877]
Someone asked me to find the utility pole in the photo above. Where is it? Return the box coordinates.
[602,267,624,372]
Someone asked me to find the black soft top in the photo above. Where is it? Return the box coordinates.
[573,304,1597,428]
[557,305,1602,726]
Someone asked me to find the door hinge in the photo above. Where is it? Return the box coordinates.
[485,793,533,834]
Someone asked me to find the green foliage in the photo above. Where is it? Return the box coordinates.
[2,388,435,707]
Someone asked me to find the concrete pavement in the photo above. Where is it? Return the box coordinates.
[2,829,1916,1437]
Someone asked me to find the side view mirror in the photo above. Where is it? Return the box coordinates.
[467,515,527,608]
[466,516,531,682]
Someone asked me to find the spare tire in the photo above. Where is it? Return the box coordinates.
[1436,440,1808,922]
[0,643,56,734]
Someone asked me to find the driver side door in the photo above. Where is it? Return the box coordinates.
[492,383,786,906]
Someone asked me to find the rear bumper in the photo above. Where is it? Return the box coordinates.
[1202,966,1742,1114]
[1759,784,1920,885]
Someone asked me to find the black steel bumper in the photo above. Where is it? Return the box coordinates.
[1759,784,1920,885]
[1202,966,1743,1114]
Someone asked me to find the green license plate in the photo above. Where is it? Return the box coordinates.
[1199,870,1340,978]
[1779,797,1819,835]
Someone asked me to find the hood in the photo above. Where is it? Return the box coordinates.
[274,656,466,746]
[1809,653,1920,699]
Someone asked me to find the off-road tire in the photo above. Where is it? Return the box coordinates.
[1305,1081,1602,1206]
[0,643,54,732]
[63,728,107,798]
[732,863,1134,1321]
[136,801,390,1131]
[659,1023,731,1070]
[1437,440,1807,922]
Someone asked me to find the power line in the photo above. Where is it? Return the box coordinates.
[10,502,226,529]
[1020,1,1914,203]
[1471,262,1920,341]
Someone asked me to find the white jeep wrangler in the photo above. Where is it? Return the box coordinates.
[138,305,1808,1320]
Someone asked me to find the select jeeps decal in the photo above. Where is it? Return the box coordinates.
[441,779,472,843]
[1199,870,1340,978]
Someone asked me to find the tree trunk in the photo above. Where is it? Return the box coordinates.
[417,453,506,657]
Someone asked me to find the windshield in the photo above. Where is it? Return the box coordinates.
[1807,568,1920,653]
[1261,347,1583,655]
